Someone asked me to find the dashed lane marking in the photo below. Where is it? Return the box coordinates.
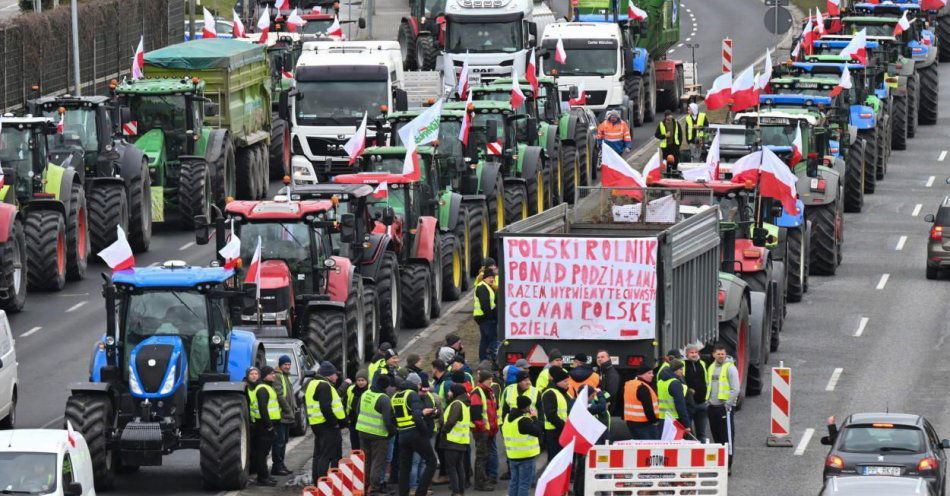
[794,428,815,456]
[825,368,843,391]
[179,241,195,251]
[896,235,907,251]
[41,416,63,429]
[940,150,947,161]
[66,301,87,313]
[22,326,41,337]
[912,204,922,217]
[149,261,160,267]
[854,317,869,337]
[875,273,889,290]
[926,176,935,187]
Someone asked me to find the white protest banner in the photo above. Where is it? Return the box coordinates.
[397,98,443,151]
[610,195,677,223]
[503,236,658,340]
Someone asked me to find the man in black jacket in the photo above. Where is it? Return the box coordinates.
[541,366,572,458]
[683,344,709,440]
[595,350,621,416]
[308,361,346,482]
[474,268,498,361]
[250,367,280,486]
[392,373,437,496]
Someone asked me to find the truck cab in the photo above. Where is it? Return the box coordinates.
[0,429,96,496]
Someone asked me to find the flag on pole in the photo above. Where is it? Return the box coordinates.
[730,149,801,215]
[397,98,443,151]
[815,9,825,37]
[256,7,270,43]
[526,49,539,97]
[343,112,368,165]
[683,130,720,181]
[706,72,732,111]
[731,66,758,112]
[829,65,852,97]
[558,387,607,453]
[372,182,389,199]
[756,48,773,91]
[839,29,868,64]
[276,0,291,10]
[327,17,345,40]
[510,69,526,110]
[660,416,690,441]
[555,37,567,64]
[402,148,421,181]
[219,220,242,269]
[642,149,662,183]
[202,8,218,38]
[131,36,145,80]
[802,11,816,55]
[287,8,306,32]
[456,57,471,99]
[534,439,575,496]
[232,10,246,38]
[790,124,804,166]
[893,10,911,37]
[628,0,648,20]
[827,0,841,16]
[245,236,262,300]
[601,144,646,199]
[459,92,473,145]
[98,225,135,270]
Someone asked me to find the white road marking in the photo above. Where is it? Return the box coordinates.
[896,235,907,251]
[686,37,692,42]
[685,7,691,12]
[876,273,890,290]
[794,428,815,456]
[677,43,684,48]
[66,301,87,313]
[41,416,63,429]
[22,326,41,337]
[825,368,843,391]
[940,150,947,161]
[179,241,195,251]
[149,261,160,267]
[854,317,869,337]
[926,176,935,187]
[912,204,922,217]
[1,4,17,10]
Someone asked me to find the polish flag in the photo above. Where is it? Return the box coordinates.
[287,8,306,32]
[66,421,78,448]
[827,0,841,16]
[526,49,539,97]
[922,0,947,10]
[534,438,575,496]
[791,39,803,60]
[219,220,242,269]
[790,124,804,166]
[57,112,65,134]
[510,69,526,110]
[802,13,816,56]
[232,10,246,38]
[327,17,345,40]
[276,0,291,10]
[628,0,648,20]
[730,66,758,112]
[344,112,368,165]
[756,48,773,91]
[705,72,732,111]
[559,387,606,453]
[568,81,587,106]
[456,58,470,98]
[815,9,825,37]
[839,29,867,65]
[555,37,567,64]
[731,150,763,185]
[202,8,217,38]
[402,148,421,181]
[893,10,911,37]
[281,68,294,79]
[683,130,720,181]
[98,225,135,270]
[245,236,262,300]
[642,149,662,183]
[459,92,473,145]
[372,182,388,199]
[256,7,270,43]
[829,65,852,97]
[731,149,801,215]
[660,416,690,441]
[131,36,145,80]
[601,144,646,199]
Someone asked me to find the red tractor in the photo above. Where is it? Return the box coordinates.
[398,0,446,70]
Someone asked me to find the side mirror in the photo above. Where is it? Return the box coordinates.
[924,213,935,222]
[526,116,538,136]
[486,120,499,143]
[339,213,357,243]
[358,17,366,29]
[527,22,537,37]
[204,102,219,117]
[770,204,783,218]
[941,439,950,449]
[64,482,83,496]
[393,88,409,112]
[194,215,211,245]
[289,88,303,101]
[381,206,396,226]
[278,91,290,121]
[568,85,579,100]
[820,436,832,446]
[751,226,768,247]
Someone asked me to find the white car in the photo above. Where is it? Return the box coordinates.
[0,429,97,495]
[0,310,16,428]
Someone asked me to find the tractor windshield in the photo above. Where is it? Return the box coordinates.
[542,48,618,76]
[470,113,506,152]
[0,128,33,193]
[128,94,188,134]
[299,19,335,35]
[446,20,523,54]
[760,124,798,147]
[478,91,533,116]
[847,23,894,37]
[295,81,388,126]
[0,452,57,495]
[42,108,98,152]
[239,222,315,273]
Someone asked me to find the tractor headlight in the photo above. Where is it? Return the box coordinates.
[159,365,177,395]
[129,365,143,395]
[292,156,318,184]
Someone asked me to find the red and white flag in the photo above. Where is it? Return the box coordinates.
[790,123,804,166]
[232,10,246,38]
[756,48,773,91]
[801,14,816,56]
[202,8,217,38]
[327,17,344,40]
[731,150,763,184]
[683,130,720,181]
[827,0,841,16]
[601,144,646,199]
[281,68,294,79]
[56,112,65,134]
[628,0,648,20]
[706,72,732,111]
[98,225,135,271]
[642,149,662,183]
[131,36,145,80]
[219,220,242,269]
[839,29,867,65]
[510,69,526,110]
[526,49,539,97]
[922,0,947,10]
[555,37,567,64]
[660,416,690,441]
[815,9,825,37]
[731,65,758,112]
[459,92,473,145]
[276,0,291,10]
[245,236,262,300]
[456,57,471,98]
[791,39,803,60]
[568,81,587,106]
[559,387,606,453]
[256,7,270,43]
[402,148,421,181]
[829,65,852,97]
[372,182,388,199]
[344,112,368,165]
[66,420,78,448]
[534,438,575,496]
[893,10,911,37]
[122,121,138,136]
[731,149,801,215]
[287,8,306,32]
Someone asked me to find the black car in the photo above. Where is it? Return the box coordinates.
[822,413,950,496]
[263,337,318,436]
[820,476,934,495]
[924,196,950,279]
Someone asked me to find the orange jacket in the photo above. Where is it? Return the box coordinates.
[597,119,632,144]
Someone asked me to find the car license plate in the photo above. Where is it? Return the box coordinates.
[863,466,901,476]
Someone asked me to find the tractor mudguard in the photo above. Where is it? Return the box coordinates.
[503,177,527,191]
[23,198,66,216]
[68,381,113,395]
[439,190,462,232]
[360,233,392,273]
[115,141,148,184]
[747,291,768,366]
[478,162,502,196]
[560,111,580,143]
[717,272,749,324]
[405,16,420,36]
[227,329,260,381]
[908,40,936,67]
[410,216,438,262]
[204,129,231,166]
[87,176,125,191]
[201,381,248,394]
[520,146,543,182]
[462,194,487,203]
[327,256,355,303]
[631,48,649,75]
[0,203,17,243]
[134,129,166,168]
[654,60,679,83]
[734,239,767,272]
[774,199,806,229]
[42,163,77,202]
[849,104,876,130]
[797,166,840,206]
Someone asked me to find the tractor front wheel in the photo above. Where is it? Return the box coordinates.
[719,297,750,406]
[398,22,418,71]
[376,252,401,346]
[400,262,432,329]
[65,182,89,282]
[128,158,152,252]
[199,393,251,490]
[270,119,291,179]
[178,160,211,230]
[65,394,116,489]
[453,205,473,291]
[503,183,528,226]
[88,183,129,253]
[306,308,347,366]
[808,202,840,276]
[919,64,939,125]
[417,35,438,71]
[844,138,866,208]
[0,219,26,312]
[441,233,463,301]
[892,95,908,151]
[785,226,807,303]
[25,209,66,291]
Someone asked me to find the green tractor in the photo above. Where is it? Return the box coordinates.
[27,94,153,253]
[0,116,88,295]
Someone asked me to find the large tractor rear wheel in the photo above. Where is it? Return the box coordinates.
[785,226,808,303]
[440,233,463,301]
[918,64,939,125]
[178,160,211,230]
[401,262,432,328]
[892,95,908,151]
[561,142,578,203]
[719,297,750,405]
[212,140,237,206]
[344,274,364,375]
[128,159,152,253]
[199,393,250,490]
[484,176,505,242]
[467,203,488,278]
[236,146,258,200]
[88,183,129,253]
[808,202,840,276]
[417,35,438,71]
[65,394,115,489]
[270,119,291,179]
[504,183,528,226]
[940,19,950,62]
[25,210,66,291]
[362,283,380,363]
[453,205,473,291]
[376,252,401,347]
[624,75,645,126]
[307,308,346,365]
[0,219,26,312]
[844,138,866,208]
[398,22,418,71]
[65,182,89,282]
[907,74,920,138]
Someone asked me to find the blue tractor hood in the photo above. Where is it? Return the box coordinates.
[775,199,806,228]
[128,335,187,399]
[811,40,880,50]
[793,61,867,71]
[112,266,234,288]
[761,94,833,106]
[850,104,877,129]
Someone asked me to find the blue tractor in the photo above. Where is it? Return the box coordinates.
[64,261,264,490]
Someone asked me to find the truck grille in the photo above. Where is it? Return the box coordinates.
[306,137,348,157]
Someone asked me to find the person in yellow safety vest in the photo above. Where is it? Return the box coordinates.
[656,348,684,378]
[271,355,297,476]
[391,372,438,496]
[684,103,708,161]
[367,343,393,385]
[306,361,347,482]
[370,348,400,390]
[502,395,543,496]
[597,109,633,155]
[474,267,498,362]
[473,257,499,289]
[535,348,563,391]
[654,110,684,170]
[344,368,369,451]
[706,343,739,469]
[248,366,280,486]
[540,366,571,458]
[354,374,397,495]
[440,384,472,496]
[656,359,692,429]
[623,366,660,440]
[499,371,539,423]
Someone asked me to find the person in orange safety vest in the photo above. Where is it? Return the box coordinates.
[597,110,632,155]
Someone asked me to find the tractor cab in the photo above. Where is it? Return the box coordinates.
[338,146,438,225]
[0,116,60,204]
[28,95,119,177]
[443,100,522,173]
[389,110,469,191]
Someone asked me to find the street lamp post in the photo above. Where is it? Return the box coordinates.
[71,0,80,95]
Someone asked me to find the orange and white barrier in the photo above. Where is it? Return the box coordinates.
[722,38,733,73]
[586,442,729,494]
[306,450,366,496]
[768,366,793,447]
